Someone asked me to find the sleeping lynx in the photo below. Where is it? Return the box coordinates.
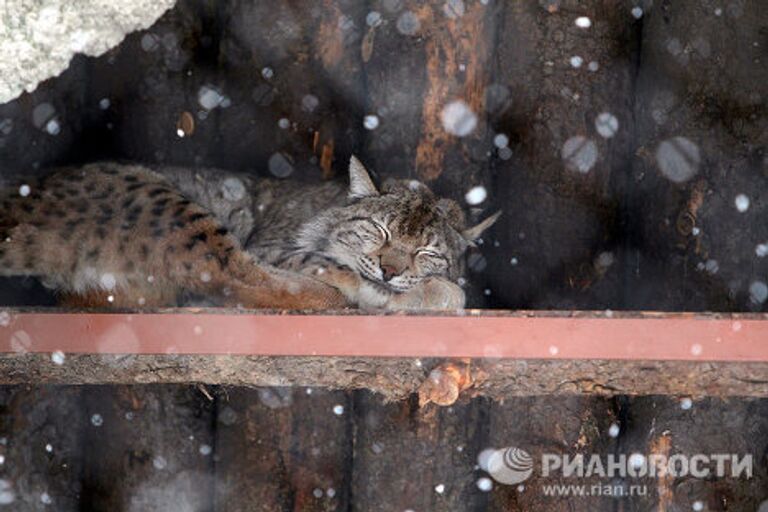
[0,157,497,310]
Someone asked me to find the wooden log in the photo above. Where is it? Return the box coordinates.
[350,391,491,511]
[77,385,216,511]
[214,387,352,511]
[0,354,767,400]
[0,386,86,511]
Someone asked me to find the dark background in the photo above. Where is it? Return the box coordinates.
[0,1,767,510]
[1,0,766,311]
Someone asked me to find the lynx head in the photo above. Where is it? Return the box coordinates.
[299,156,500,293]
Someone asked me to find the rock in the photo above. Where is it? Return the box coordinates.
[0,0,176,104]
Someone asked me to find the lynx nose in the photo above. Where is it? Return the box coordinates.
[380,264,400,281]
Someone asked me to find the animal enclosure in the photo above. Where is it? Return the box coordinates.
[0,0,767,510]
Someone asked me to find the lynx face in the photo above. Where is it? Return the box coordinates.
[296,157,499,295]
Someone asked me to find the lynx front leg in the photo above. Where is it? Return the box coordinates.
[386,277,466,311]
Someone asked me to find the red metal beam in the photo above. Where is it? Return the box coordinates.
[1,311,767,361]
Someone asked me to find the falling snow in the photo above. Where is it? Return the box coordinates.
[477,477,493,492]
[434,484,445,494]
[628,453,646,469]
[366,11,383,27]
[493,133,509,148]
[574,16,592,28]
[692,501,704,511]
[595,112,619,138]
[465,186,487,205]
[221,177,246,201]
[51,350,65,365]
[608,423,620,437]
[656,137,700,183]
[268,152,294,178]
[441,100,478,136]
[396,11,421,35]
[756,244,768,257]
[734,194,750,212]
[569,56,584,68]
[631,7,644,19]
[680,397,693,410]
[363,114,380,130]
[749,281,768,304]
[333,404,344,415]
[91,413,104,427]
[19,184,31,197]
[562,136,598,174]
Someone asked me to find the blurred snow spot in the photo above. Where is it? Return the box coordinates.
[91,413,104,427]
[258,388,293,409]
[40,492,52,505]
[631,7,644,18]
[484,83,510,113]
[396,11,421,35]
[19,184,31,197]
[595,113,619,138]
[277,117,290,129]
[441,100,477,136]
[107,294,115,303]
[608,423,620,437]
[10,330,32,353]
[366,11,383,27]
[588,60,600,72]
[562,136,598,174]
[493,133,509,148]
[734,194,750,212]
[680,397,693,410]
[435,484,445,494]
[714,7,723,16]
[301,94,319,112]
[498,146,513,160]
[0,311,11,327]
[261,67,274,79]
[465,186,487,205]
[327,488,336,498]
[313,488,323,498]
[140,33,159,52]
[218,406,238,426]
[268,152,294,178]
[199,272,211,283]
[197,85,226,111]
[574,16,591,28]
[655,137,700,183]
[363,114,380,130]
[100,273,117,290]
[0,119,12,136]
[99,98,110,110]
[51,350,65,365]
[569,55,583,68]
[477,477,493,492]
[749,281,768,304]
[0,480,14,505]
[199,444,212,456]
[756,243,768,258]
[704,259,719,274]
[221,177,246,201]
[548,346,559,355]
[32,103,61,135]
[628,453,646,469]
[152,455,167,470]
[333,404,345,415]
[692,501,704,511]
[690,344,703,356]
[443,0,465,19]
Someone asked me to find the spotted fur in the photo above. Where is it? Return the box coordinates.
[0,163,344,309]
[246,157,500,310]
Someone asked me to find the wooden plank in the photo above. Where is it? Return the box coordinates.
[78,385,216,511]
[617,396,768,511]
[0,354,767,399]
[2,310,768,361]
[0,386,85,511]
[350,390,491,511]
[485,396,618,511]
[214,387,351,511]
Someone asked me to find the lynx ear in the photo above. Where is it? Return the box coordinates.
[348,155,379,199]
[462,211,501,241]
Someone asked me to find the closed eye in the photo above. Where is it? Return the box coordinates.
[416,249,446,260]
[372,220,390,241]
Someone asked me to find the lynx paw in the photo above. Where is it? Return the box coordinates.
[388,278,466,311]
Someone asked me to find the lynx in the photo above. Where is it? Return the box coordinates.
[0,157,497,310]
